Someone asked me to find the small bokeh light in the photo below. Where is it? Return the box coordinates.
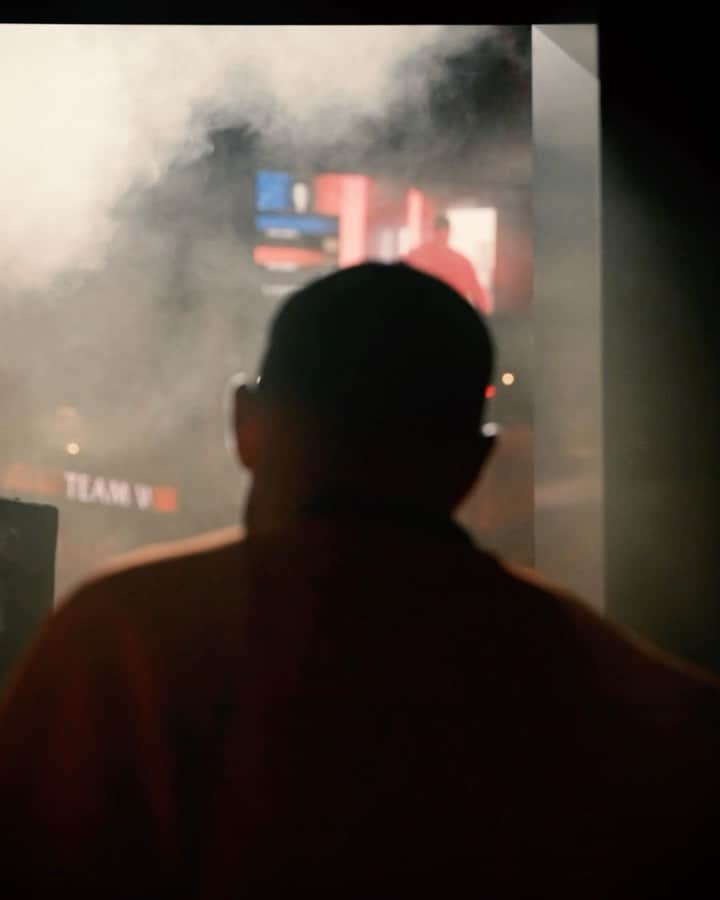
[501,372,515,386]
[66,442,80,456]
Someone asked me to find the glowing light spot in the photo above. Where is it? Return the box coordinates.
[501,372,515,386]
[485,385,496,399]
[66,442,80,455]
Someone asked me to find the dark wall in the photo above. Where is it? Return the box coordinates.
[600,21,720,673]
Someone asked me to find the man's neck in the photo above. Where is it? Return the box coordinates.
[245,484,452,534]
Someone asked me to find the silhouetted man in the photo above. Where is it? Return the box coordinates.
[0,262,718,899]
[404,212,491,313]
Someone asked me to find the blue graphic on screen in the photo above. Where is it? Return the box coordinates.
[256,213,338,236]
[256,171,293,212]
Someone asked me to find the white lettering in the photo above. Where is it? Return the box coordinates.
[76,472,91,503]
[62,470,175,513]
[64,470,81,500]
[108,479,132,508]
[88,476,110,505]
[134,483,153,510]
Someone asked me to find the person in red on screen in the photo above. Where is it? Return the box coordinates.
[403,213,491,314]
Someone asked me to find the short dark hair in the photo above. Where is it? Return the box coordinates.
[434,213,451,232]
[257,262,493,455]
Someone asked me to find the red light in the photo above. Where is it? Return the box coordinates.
[485,385,496,399]
[152,486,179,513]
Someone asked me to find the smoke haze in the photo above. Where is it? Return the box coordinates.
[0,24,492,292]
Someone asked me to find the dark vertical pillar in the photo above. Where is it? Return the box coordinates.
[601,21,720,673]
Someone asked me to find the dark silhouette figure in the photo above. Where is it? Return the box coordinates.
[404,213,491,313]
[0,263,718,899]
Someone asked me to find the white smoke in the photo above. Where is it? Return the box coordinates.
[0,24,489,293]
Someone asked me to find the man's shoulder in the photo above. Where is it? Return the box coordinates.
[59,525,247,618]
[95,524,245,574]
[496,557,720,714]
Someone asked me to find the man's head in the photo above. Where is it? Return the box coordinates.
[232,262,495,533]
[433,213,451,244]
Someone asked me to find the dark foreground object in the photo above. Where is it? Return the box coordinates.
[0,497,57,688]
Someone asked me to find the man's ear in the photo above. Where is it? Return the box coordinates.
[477,431,497,470]
[464,431,497,493]
[233,384,264,472]
[448,430,498,512]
